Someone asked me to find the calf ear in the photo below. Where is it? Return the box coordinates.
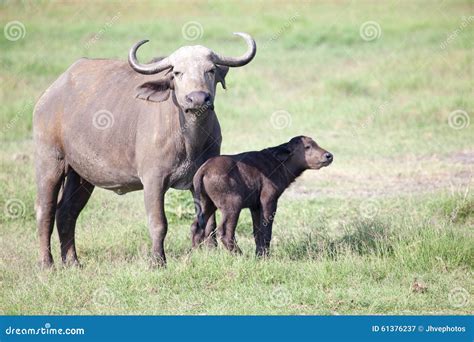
[135,78,171,102]
[215,65,229,89]
[273,146,292,162]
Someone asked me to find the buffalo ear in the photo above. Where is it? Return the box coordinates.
[215,65,229,89]
[135,79,171,102]
[273,146,292,162]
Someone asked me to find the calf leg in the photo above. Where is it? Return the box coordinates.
[204,213,218,247]
[56,170,94,266]
[258,201,277,257]
[190,194,216,248]
[35,149,65,268]
[218,210,242,254]
[251,207,265,256]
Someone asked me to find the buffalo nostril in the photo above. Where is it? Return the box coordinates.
[186,91,211,107]
[324,152,333,161]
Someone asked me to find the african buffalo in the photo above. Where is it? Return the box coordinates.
[33,32,256,267]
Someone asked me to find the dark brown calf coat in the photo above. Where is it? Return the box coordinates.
[191,136,333,255]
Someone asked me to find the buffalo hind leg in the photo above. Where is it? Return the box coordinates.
[35,149,65,268]
[56,170,94,266]
[218,210,242,254]
[190,196,216,248]
[204,213,218,247]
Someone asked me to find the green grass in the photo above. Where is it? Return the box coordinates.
[0,0,473,315]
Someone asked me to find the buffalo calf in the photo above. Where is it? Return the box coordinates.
[191,136,333,256]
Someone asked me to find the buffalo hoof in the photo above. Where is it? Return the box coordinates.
[204,235,218,248]
[62,259,82,268]
[38,259,54,270]
[255,250,270,259]
[150,257,167,268]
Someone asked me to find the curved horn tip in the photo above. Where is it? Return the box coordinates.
[137,39,150,46]
[128,39,171,75]
[233,32,249,37]
[212,32,256,67]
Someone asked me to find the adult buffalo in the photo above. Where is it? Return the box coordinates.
[33,32,256,267]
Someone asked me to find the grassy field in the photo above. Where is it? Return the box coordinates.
[0,0,473,314]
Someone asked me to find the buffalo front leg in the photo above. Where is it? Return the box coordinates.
[250,207,265,256]
[257,202,277,257]
[143,177,169,267]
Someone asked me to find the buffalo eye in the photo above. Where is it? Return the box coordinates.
[207,69,215,75]
[305,145,311,150]
[173,71,182,77]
